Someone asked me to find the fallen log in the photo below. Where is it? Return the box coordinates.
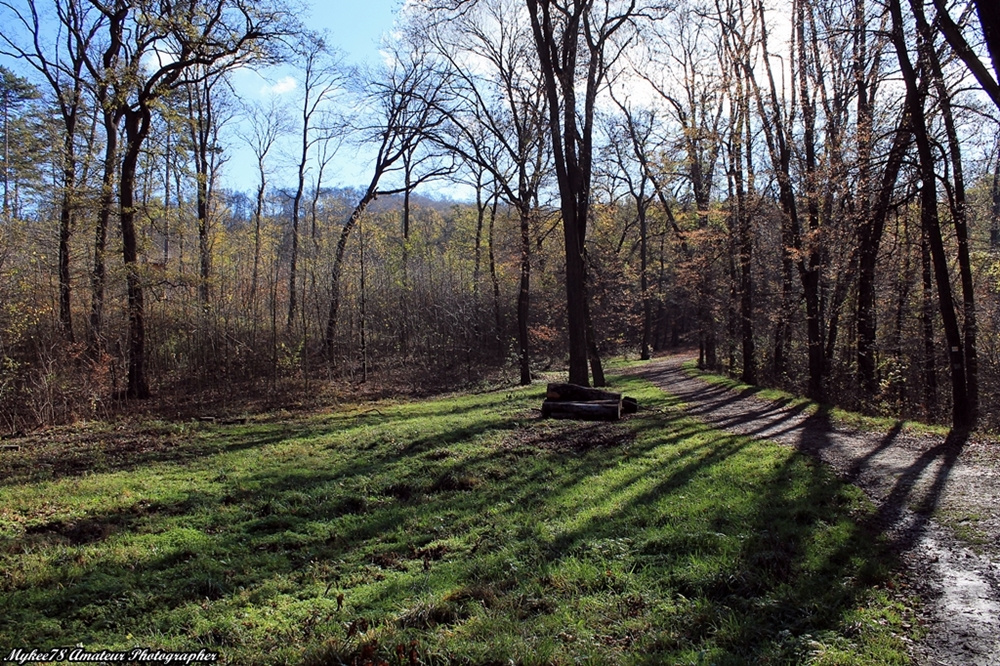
[546,382,639,415]
[541,399,621,421]
[546,383,621,402]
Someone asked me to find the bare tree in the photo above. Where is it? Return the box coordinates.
[888,0,975,428]
[424,0,551,383]
[601,103,657,360]
[238,95,290,334]
[717,14,758,384]
[636,4,728,369]
[0,0,103,342]
[286,33,345,327]
[323,45,453,355]
[525,0,643,386]
[182,66,234,307]
[88,0,295,398]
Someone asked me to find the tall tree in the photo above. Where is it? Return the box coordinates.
[80,4,119,354]
[640,4,727,368]
[286,34,344,327]
[323,45,452,354]
[90,0,294,398]
[851,0,903,398]
[425,0,551,384]
[239,97,287,322]
[603,102,657,360]
[888,0,973,428]
[0,0,96,340]
[183,65,233,307]
[720,23,757,384]
[912,0,979,425]
[0,66,40,220]
[525,0,641,386]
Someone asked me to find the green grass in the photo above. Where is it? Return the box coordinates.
[0,376,917,664]
[681,360,951,437]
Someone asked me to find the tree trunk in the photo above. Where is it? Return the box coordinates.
[488,196,504,358]
[526,0,626,388]
[918,0,979,424]
[772,250,793,380]
[991,153,1000,250]
[196,161,211,306]
[190,83,214,308]
[359,215,368,382]
[120,110,150,399]
[921,225,937,417]
[89,109,117,355]
[890,0,969,428]
[857,106,911,398]
[732,104,757,384]
[734,81,755,384]
[58,127,76,343]
[584,276,605,387]
[399,159,413,357]
[517,203,532,385]
[324,189,378,353]
[639,197,652,361]
[250,169,266,346]
[288,107,310,330]
[563,199,590,386]
[795,0,825,402]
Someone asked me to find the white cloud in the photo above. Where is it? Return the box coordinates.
[261,76,297,95]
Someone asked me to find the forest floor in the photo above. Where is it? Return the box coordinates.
[632,351,1000,666]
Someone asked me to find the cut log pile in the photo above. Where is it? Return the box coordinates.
[541,383,638,421]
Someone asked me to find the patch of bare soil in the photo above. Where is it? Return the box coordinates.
[631,353,1000,666]
[500,418,635,454]
[136,363,514,423]
[0,422,186,484]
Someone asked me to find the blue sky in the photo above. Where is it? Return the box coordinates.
[222,0,406,194]
[0,0,449,198]
[318,0,404,64]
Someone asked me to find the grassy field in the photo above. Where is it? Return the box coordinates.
[0,373,918,664]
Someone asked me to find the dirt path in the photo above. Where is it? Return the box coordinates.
[630,353,1000,666]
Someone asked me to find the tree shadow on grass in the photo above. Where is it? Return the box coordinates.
[631,357,977,660]
[2,394,627,648]
[865,428,967,551]
[0,380,925,664]
[638,356,968,559]
[511,410,907,662]
[778,406,967,554]
[0,424,324,487]
[0,388,539,488]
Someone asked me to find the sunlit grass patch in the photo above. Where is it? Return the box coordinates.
[0,375,917,664]
[682,359,951,437]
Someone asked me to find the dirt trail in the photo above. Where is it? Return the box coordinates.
[631,353,1000,666]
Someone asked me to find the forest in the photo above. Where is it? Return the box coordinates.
[1,0,999,433]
